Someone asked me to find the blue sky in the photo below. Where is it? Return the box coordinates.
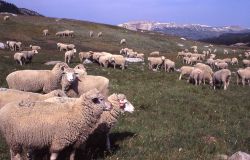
[7,0,250,27]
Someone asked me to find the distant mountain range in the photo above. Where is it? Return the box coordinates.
[0,0,42,16]
[118,21,250,40]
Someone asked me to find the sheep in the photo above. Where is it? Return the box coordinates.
[57,43,75,51]
[236,68,250,86]
[0,89,111,160]
[99,55,111,68]
[97,32,102,37]
[224,49,229,54]
[86,93,134,151]
[65,49,77,64]
[150,51,160,57]
[89,31,94,37]
[3,16,9,21]
[92,52,112,63]
[55,31,65,37]
[136,53,144,60]
[0,89,67,108]
[109,55,126,70]
[164,59,175,72]
[177,51,185,58]
[242,59,250,67]
[188,68,204,85]
[64,30,74,37]
[43,29,49,36]
[79,51,93,62]
[194,63,213,75]
[231,57,238,65]
[127,51,137,58]
[13,52,25,66]
[148,56,165,70]
[74,64,87,76]
[215,62,228,69]
[6,62,71,93]
[182,57,190,64]
[187,56,199,65]
[213,69,231,90]
[177,66,194,80]
[29,45,41,50]
[62,73,109,98]
[6,41,21,51]
[120,38,126,45]
[21,50,38,63]
[206,59,215,68]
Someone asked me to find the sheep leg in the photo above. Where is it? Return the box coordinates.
[69,149,76,160]
[179,74,182,80]
[50,153,58,160]
[106,133,111,151]
[242,78,245,86]
[223,82,227,90]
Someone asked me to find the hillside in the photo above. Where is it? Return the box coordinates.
[0,0,42,16]
[118,21,250,40]
[0,15,249,160]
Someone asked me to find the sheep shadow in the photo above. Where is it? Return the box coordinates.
[75,131,136,160]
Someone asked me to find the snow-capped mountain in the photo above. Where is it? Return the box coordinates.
[118,21,250,40]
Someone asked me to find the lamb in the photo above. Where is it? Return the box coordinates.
[79,51,93,62]
[29,45,41,50]
[231,57,238,65]
[21,50,38,63]
[236,68,250,86]
[109,55,126,70]
[97,32,102,37]
[0,89,111,160]
[213,69,231,90]
[177,66,194,80]
[164,59,175,72]
[120,38,126,45]
[0,88,67,108]
[89,31,94,37]
[6,62,71,93]
[242,59,250,67]
[148,56,165,70]
[150,51,160,57]
[188,68,204,85]
[3,16,9,21]
[43,29,49,36]
[86,93,134,151]
[13,52,25,66]
[215,62,228,69]
[65,49,77,64]
[62,73,109,98]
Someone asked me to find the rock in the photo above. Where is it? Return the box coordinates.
[0,42,6,49]
[44,61,62,66]
[228,151,250,160]
[125,58,144,63]
[83,59,93,64]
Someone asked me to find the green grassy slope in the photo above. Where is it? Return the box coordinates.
[0,15,249,160]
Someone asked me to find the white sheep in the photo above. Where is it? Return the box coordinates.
[79,51,93,62]
[3,16,9,21]
[231,57,238,65]
[177,66,194,80]
[120,38,126,45]
[13,52,25,66]
[89,30,94,37]
[43,29,49,36]
[236,68,250,86]
[29,45,41,50]
[242,59,250,67]
[6,62,72,93]
[188,68,204,85]
[0,89,111,160]
[97,32,103,37]
[148,56,165,70]
[215,62,228,69]
[109,55,126,70]
[164,59,175,72]
[65,49,77,64]
[21,50,38,63]
[150,51,160,57]
[213,69,231,90]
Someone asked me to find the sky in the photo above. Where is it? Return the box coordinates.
[7,0,250,27]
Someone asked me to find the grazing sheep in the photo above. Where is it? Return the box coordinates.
[57,43,75,51]
[99,55,111,68]
[148,56,165,70]
[6,41,22,51]
[6,62,70,93]
[21,50,38,63]
[188,68,204,85]
[231,57,238,65]
[62,74,109,98]
[13,52,25,66]
[97,32,102,37]
[92,52,112,63]
[120,39,126,45]
[213,69,231,90]
[206,59,215,68]
[194,63,213,75]
[177,66,194,80]
[87,93,134,151]
[89,31,94,37]
[79,51,93,62]
[215,62,228,69]
[0,89,66,108]
[242,59,250,67]
[55,31,65,37]
[150,51,160,57]
[164,59,175,72]
[3,16,9,21]
[29,45,41,50]
[43,29,49,36]
[65,49,77,64]
[0,89,111,160]
[236,68,250,86]
[109,55,126,70]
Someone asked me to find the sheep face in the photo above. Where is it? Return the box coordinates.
[63,68,79,82]
[117,94,134,113]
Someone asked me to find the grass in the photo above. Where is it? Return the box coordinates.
[0,15,249,160]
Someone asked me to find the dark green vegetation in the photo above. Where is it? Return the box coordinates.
[0,15,249,160]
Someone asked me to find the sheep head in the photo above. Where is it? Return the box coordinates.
[108,94,134,113]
